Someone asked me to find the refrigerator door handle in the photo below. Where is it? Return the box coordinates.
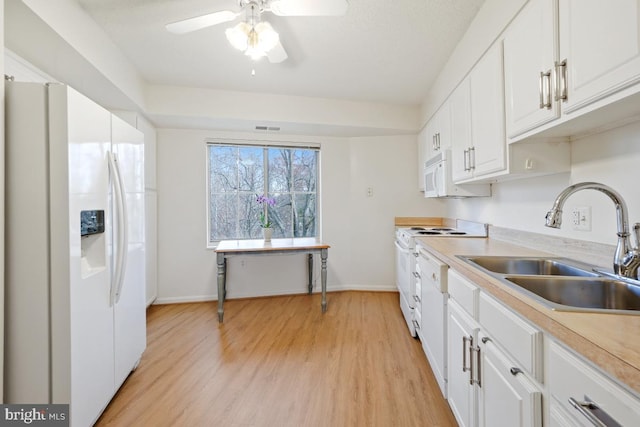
[108,151,129,305]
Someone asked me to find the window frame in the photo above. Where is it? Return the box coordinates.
[206,139,321,247]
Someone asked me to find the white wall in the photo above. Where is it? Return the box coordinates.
[155,129,442,303]
[446,122,640,247]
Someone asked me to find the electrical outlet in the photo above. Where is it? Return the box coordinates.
[572,206,591,231]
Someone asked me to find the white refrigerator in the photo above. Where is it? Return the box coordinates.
[4,82,146,426]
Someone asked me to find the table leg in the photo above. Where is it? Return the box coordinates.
[308,253,313,294]
[216,252,226,323]
[321,248,328,313]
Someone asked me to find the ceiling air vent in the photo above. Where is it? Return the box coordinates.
[255,125,281,132]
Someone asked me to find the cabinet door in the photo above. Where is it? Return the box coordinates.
[435,101,452,152]
[478,333,542,427]
[469,42,506,177]
[448,300,479,427]
[503,0,559,137]
[450,78,474,182]
[548,339,640,426]
[559,0,640,114]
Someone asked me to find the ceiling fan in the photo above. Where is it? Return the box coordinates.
[166,0,349,63]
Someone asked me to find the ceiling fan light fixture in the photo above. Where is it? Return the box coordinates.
[225,22,251,50]
[226,19,279,60]
[254,21,279,51]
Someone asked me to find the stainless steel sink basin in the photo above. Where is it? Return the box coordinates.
[457,255,640,314]
[505,276,640,313]
[462,256,598,277]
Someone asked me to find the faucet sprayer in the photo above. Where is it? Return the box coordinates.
[545,182,640,279]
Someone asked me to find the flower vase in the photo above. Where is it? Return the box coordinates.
[262,227,273,242]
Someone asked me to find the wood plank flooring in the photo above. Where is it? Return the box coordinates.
[95,291,457,427]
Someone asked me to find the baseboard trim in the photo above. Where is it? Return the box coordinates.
[153,284,398,305]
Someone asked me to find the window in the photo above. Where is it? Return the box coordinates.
[207,142,319,244]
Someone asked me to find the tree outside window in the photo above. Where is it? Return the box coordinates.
[208,143,319,243]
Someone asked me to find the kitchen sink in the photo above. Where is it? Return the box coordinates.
[458,255,640,314]
[505,276,640,312]
[462,256,598,277]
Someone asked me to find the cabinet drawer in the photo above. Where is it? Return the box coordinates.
[479,293,542,382]
[448,269,478,317]
[548,339,640,427]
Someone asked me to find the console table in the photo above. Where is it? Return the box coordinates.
[214,238,330,322]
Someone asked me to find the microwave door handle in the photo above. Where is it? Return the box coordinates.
[433,166,439,196]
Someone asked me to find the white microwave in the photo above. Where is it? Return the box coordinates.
[423,150,491,198]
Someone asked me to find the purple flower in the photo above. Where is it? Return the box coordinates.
[256,194,276,206]
[256,194,276,227]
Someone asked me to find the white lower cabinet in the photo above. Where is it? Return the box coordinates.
[547,338,640,426]
[478,330,542,427]
[437,265,640,427]
[446,270,543,427]
[448,299,479,427]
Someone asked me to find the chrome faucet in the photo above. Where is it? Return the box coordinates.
[545,182,640,279]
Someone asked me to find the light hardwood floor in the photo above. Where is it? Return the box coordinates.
[96,291,457,427]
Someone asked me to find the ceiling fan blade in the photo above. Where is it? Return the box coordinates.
[166,10,238,34]
[267,41,288,63]
[270,0,348,16]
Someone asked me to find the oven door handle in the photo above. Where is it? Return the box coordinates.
[394,240,411,254]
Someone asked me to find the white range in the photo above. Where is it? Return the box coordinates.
[394,219,487,336]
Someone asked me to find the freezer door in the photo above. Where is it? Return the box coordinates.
[64,85,116,426]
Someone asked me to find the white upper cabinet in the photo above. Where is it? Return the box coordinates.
[452,42,507,183]
[559,0,640,114]
[504,0,640,139]
[419,98,453,191]
[503,0,559,138]
[431,102,452,154]
[450,78,474,182]
[469,42,507,177]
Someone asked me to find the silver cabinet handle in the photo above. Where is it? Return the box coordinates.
[412,271,420,278]
[555,59,568,102]
[469,339,476,385]
[432,134,437,150]
[469,147,476,170]
[412,319,420,330]
[510,367,522,376]
[436,133,441,150]
[463,149,470,171]
[431,272,437,281]
[539,69,552,109]
[539,71,545,108]
[462,336,471,373]
[413,294,421,303]
[568,397,621,427]
[469,347,482,387]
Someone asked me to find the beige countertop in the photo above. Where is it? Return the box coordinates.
[416,236,640,396]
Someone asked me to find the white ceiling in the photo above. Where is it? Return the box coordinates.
[75,0,485,107]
